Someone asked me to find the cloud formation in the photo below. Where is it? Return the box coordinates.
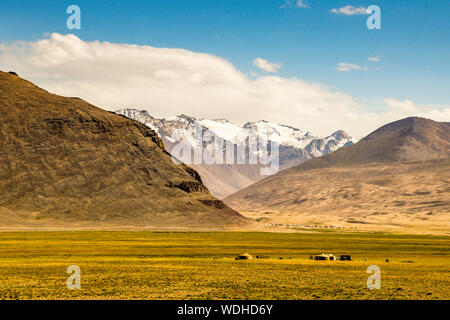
[382,99,450,121]
[296,0,309,8]
[280,0,309,9]
[253,58,282,73]
[0,33,448,137]
[368,57,380,62]
[336,62,368,72]
[330,5,368,15]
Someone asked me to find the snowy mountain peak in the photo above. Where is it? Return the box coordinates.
[115,108,355,165]
[328,130,351,141]
[115,108,356,198]
[177,114,197,121]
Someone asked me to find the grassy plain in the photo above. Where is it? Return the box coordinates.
[0,231,448,300]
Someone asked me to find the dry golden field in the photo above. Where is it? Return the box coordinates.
[0,231,448,300]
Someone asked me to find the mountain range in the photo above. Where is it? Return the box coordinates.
[116,109,356,198]
[1,72,448,233]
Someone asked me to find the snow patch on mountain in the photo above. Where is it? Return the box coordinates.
[115,108,356,167]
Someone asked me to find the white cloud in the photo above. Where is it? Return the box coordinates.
[382,99,450,120]
[296,0,309,8]
[368,57,380,62]
[280,0,309,9]
[253,58,282,73]
[0,33,448,138]
[336,62,368,72]
[330,5,368,15]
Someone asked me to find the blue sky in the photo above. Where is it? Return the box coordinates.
[1,0,449,105]
[0,0,449,135]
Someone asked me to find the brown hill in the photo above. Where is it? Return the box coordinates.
[291,117,450,171]
[225,117,450,234]
[0,71,247,229]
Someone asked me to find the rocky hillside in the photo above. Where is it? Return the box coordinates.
[0,71,247,229]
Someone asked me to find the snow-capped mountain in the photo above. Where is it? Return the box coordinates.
[115,109,356,198]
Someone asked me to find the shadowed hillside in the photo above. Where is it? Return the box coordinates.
[0,71,247,229]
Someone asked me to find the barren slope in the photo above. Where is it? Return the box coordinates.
[0,71,247,229]
[225,117,450,233]
[290,117,450,171]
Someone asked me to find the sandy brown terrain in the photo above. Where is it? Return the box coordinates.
[226,159,450,234]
